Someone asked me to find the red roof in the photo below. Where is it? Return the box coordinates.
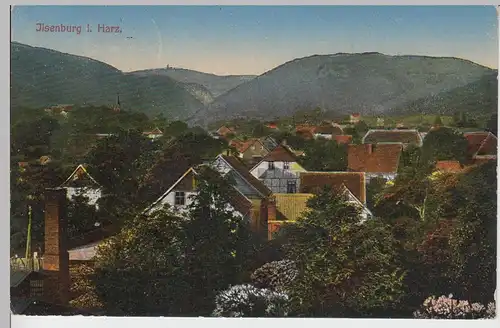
[476,133,497,156]
[335,135,353,145]
[351,113,361,117]
[348,144,403,173]
[299,172,366,204]
[266,123,278,129]
[260,144,298,162]
[435,160,463,173]
[464,132,492,156]
[217,126,235,136]
[229,138,261,154]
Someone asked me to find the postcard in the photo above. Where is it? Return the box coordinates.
[9,4,498,320]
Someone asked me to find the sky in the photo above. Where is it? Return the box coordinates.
[11,5,499,75]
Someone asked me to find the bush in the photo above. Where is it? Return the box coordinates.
[212,284,291,317]
[413,294,496,319]
[250,260,298,291]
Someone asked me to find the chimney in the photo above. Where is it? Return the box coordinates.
[365,144,373,154]
[267,196,276,222]
[43,188,70,305]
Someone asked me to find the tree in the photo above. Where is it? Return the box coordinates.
[279,187,405,317]
[420,127,468,164]
[448,161,497,304]
[165,120,189,137]
[93,207,189,316]
[181,166,257,314]
[433,115,443,127]
[299,139,347,171]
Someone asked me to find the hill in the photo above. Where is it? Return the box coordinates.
[10,42,204,119]
[192,52,495,124]
[391,70,498,116]
[131,67,256,98]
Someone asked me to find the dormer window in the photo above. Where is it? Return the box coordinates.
[268,161,275,170]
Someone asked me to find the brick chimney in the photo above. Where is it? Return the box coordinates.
[267,196,276,222]
[43,188,70,305]
[365,144,373,154]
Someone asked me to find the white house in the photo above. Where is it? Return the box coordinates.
[250,144,307,194]
[142,166,253,222]
[59,164,102,210]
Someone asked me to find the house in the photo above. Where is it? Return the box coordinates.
[142,127,163,140]
[265,122,279,130]
[334,135,353,145]
[267,193,313,240]
[347,144,403,182]
[464,131,497,164]
[38,155,51,165]
[250,144,307,194]
[143,166,265,233]
[295,125,315,140]
[350,113,361,124]
[362,129,423,148]
[313,124,344,139]
[216,125,236,138]
[212,154,274,234]
[229,138,270,163]
[44,104,74,115]
[95,133,116,140]
[59,165,102,210]
[299,171,372,219]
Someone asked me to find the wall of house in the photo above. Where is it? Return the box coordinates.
[251,161,305,194]
[65,188,102,209]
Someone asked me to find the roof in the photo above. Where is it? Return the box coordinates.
[68,241,102,261]
[435,160,463,173]
[219,155,272,197]
[10,270,42,288]
[258,144,298,163]
[261,136,279,151]
[217,125,235,136]
[463,132,493,156]
[144,166,254,217]
[274,193,314,221]
[314,124,344,135]
[362,129,423,145]
[229,138,263,153]
[347,144,403,173]
[60,164,101,188]
[351,113,361,117]
[476,133,497,156]
[143,127,163,135]
[299,172,366,204]
[335,135,353,144]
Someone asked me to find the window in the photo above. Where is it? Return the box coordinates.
[287,180,297,194]
[283,162,290,170]
[30,279,44,297]
[174,191,186,206]
[268,161,275,170]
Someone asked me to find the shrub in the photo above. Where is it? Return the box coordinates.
[413,294,496,319]
[250,260,298,291]
[212,284,290,317]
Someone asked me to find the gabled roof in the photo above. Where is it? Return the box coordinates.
[362,129,423,146]
[216,125,235,136]
[218,155,272,197]
[144,166,253,217]
[435,160,463,173]
[256,144,298,163]
[347,144,403,174]
[475,132,497,156]
[299,172,366,204]
[60,164,100,188]
[463,132,494,157]
[143,127,163,135]
[261,136,279,151]
[229,138,264,153]
[334,135,353,144]
[274,193,313,221]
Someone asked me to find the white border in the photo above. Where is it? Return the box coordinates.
[3,2,500,328]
